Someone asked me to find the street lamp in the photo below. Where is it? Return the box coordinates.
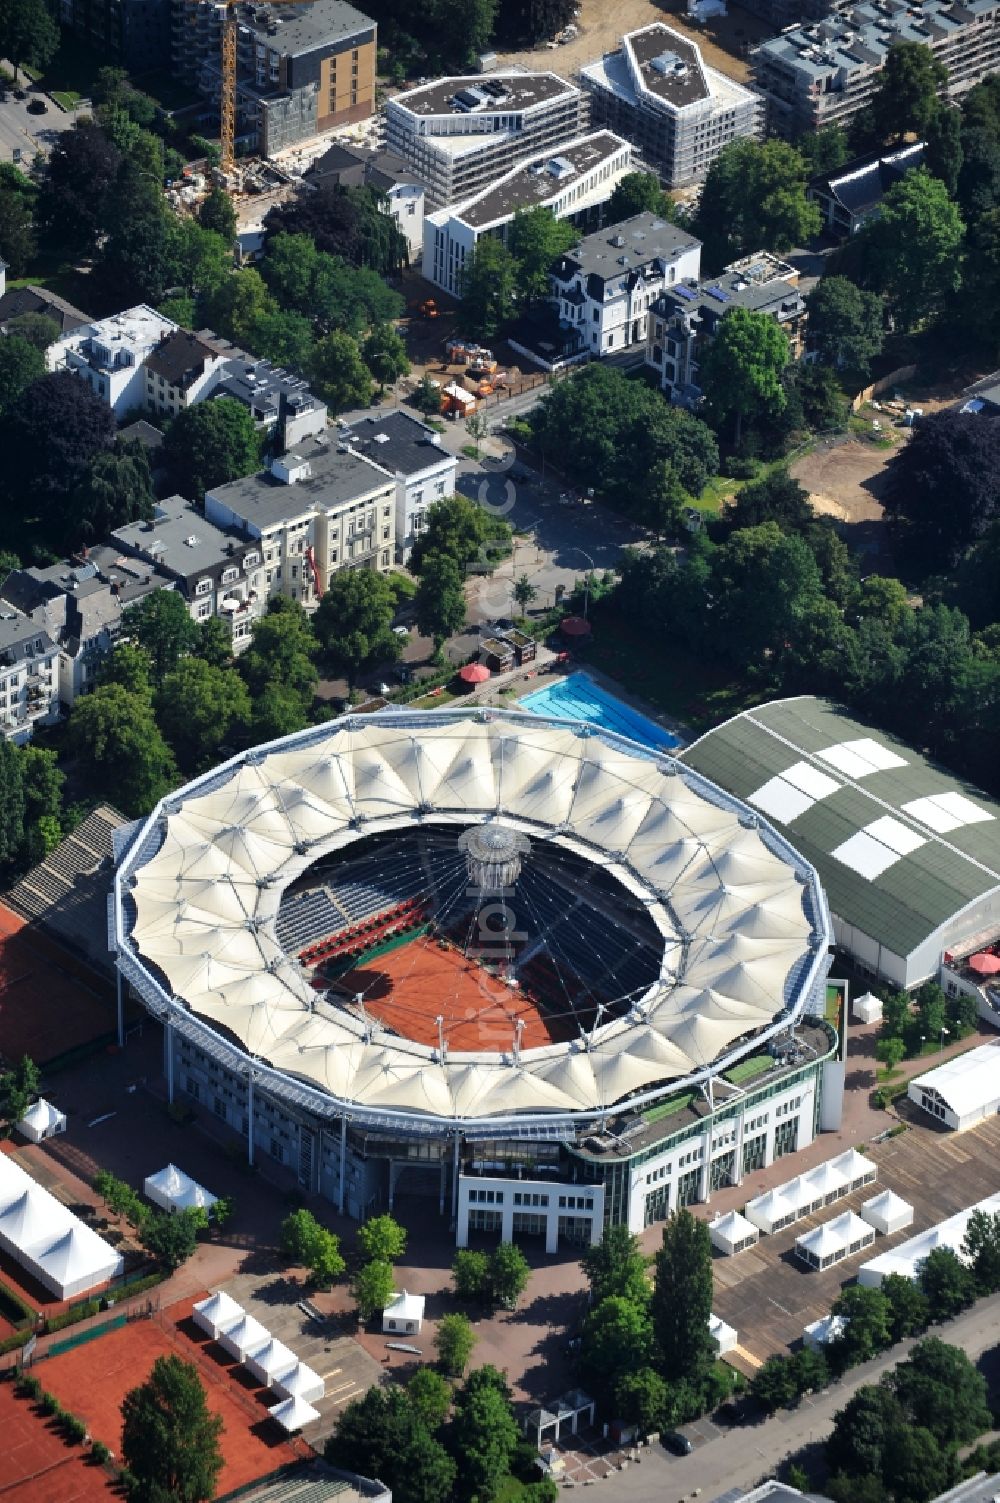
[573,548,597,620]
[939,1026,950,1051]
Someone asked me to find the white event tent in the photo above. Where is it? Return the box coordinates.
[829,1148,877,1192]
[246,1338,298,1388]
[745,1187,799,1235]
[273,1361,325,1404]
[709,1210,759,1256]
[709,1313,737,1355]
[860,1192,1000,1286]
[0,1152,121,1299]
[220,1313,271,1362]
[908,1043,1000,1131]
[804,1314,847,1350]
[804,1159,849,1207]
[382,1290,425,1334]
[795,1211,874,1271]
[16,1098,66,1143]
[852,992,883,1024]
[268,1394,320,1432]
[193,1290,244,1340]
[861,1190,914,1236]
[144,1164,217,1215]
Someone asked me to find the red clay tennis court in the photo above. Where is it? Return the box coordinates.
[339,934,579,1052]
[0,1380,117,1502]
[40,1304,301,1493]
[0,903,116,1064]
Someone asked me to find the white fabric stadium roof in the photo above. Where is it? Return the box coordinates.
[115,710,829,1128]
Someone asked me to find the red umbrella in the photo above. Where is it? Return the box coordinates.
[968,952,1000,976]
[560,615,592,638]
[458,662,490,684]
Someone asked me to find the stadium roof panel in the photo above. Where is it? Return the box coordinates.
[114,709,830,1131]
[680,698,1000,960]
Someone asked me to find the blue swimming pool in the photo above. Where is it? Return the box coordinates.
[519,672,680,751]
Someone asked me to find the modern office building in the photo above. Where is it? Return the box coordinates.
[423,131,632,297]
[752,0,1000,138]
[549,210,702,357]
[580,24,764,188]
[111,708,836,1239]
[646,252,807,403]
[385,72,589,206]
[171,0,377,157]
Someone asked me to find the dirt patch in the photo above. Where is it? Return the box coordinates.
[790,439,894,527]
[495,0,769,84]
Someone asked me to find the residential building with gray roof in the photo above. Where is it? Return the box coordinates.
[580,24,764,187]
[0,610,60,743]
[752,0,1000,137]
[345,410,458,563]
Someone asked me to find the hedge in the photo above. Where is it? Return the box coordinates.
[45,1299,100,1334]
[0,1279,36,1328]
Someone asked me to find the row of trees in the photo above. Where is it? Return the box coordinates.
[459,204,580,342]
[874,981,976,1072]
[92,1168,232,1271]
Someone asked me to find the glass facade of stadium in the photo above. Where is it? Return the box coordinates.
[111,708,836,1250]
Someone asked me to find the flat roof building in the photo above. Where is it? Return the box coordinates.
[581,24,764,187]
[752,0,1000,137]
[680,696,1000,990]
[47,305,179,419]
[344,410,458,563]
[424,131,632,297]
[172,0,377,156]
[385,71,589,206]
[908,1041,1000,1130]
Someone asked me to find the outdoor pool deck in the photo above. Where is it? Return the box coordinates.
[518,671,681,751]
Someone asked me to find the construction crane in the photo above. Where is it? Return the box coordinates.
[216,0,309,178]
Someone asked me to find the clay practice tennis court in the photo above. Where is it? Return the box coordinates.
[0,903,115,1064]
[0,1379,117,1502]
[40,1306,302,1493]
[339,934,579,1052]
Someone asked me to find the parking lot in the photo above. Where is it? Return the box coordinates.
[711,1111,1000,1367]
[0,83,77,164]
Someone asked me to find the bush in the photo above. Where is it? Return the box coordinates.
[722,454,760,479]
[91,1440,111,1464]
[61,1412,87,1443]
[0,1280,36,1327]
[15,1374,41,1399]
[40,1390,62,1416]
[45,1299,100,1333]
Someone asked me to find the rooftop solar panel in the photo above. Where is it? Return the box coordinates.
[673,284,696,300]
[707,286,730,302]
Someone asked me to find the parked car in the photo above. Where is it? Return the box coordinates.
[27,98,46,114]
[661,1432,693,1457]
[13,88,27,100]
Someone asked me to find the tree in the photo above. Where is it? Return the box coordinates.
[790,1345,830,1396]
[141,1208,205,1269]
[121,1354,224,1503]
[36,122,121,257]
[883,409,1000,571]
[407,1367,451,1429]
[830,1285,892,1368]
[0,1054,38,1131]
[279,1208,346,1285]
[651,1210,715,1386]
[465,410,489,459]
[459,236,517,341]
[68,685,178,817]
[962,1208,1000,1293]
[409,494,512,577]
[70,437,155,547]
[613,1367,668,1434]
[826,1383,906,1481]
[239,599,319,712]
[925,105,964,197]
[876,1036,906,1071]
[315,569,401,685]
[196,615,235,670]
[265,184,407,275]
[352,1259,395,1322]
[357,1212,407,1264]
[415,553,467,646]
[5,312,60,352]
[709,523,823,668]
[199,187,237,242]
[881,1273,929,1342]
[508,205,577,305]
[805,276,884,385]
[513,573,537,615]
[97,163,173,306]
[308,330,374,411]
[414,375,442,418]
[606,171,676,225]
[957,127,1000,225]
[693,140,820,271]
[890,1336,992,1446]
[1,373,115,555]
[919,1246,977,1319]
[864,171,965,330]
[452,1248,490,1301]
[327,1385,456,1503]
[581,1224,649,1308]
[795,124,849,176]
[450,1367,520,1503]
[0,337,43,421]
[0,0,58,83]
[700,307,789,446]
[161,398,262,500]
[488,1240,530,1308]
[580,1296,653,1401]
[870,42,947,144]
[0,185,34,277]
[362,324,410,394]
[435,1311,477,1376]
[128,591,201,685]
[751,1354,799,1413]
[726,468,813,534]
[157,659,251,774]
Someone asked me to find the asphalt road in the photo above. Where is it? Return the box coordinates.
[0,82,78,165]
[587,1294,1000,1502]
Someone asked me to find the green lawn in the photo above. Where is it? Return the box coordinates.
[6,259,96,316]
[643,1091,695,1124]
[723,1054,773,1086]
[584,613,764,736]
[21,39,106,102]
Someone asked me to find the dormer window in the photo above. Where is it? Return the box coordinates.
[195,579,212,596]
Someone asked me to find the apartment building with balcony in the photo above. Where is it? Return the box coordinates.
[171,0,377,157]
[113,497,266,653]
[204,437,396,609]
[549,211,702,357]
[645,252,806,403]
[200,340,329,447]
[752,0,1000,138]
[385,72,589,206]
[344,411,458,563]
[0,614,60,744]
[423,131,632,297]
[47,306,180,419]
[143,330,230,419]
[580,24,764,188]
